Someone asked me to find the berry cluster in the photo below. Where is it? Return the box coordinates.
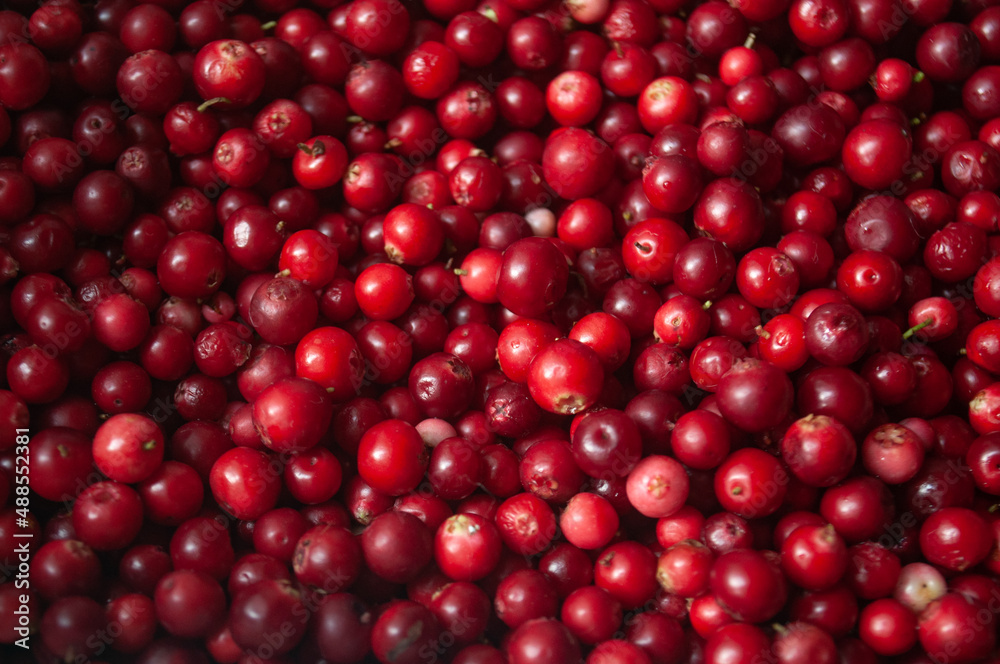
[2,0,1000,663]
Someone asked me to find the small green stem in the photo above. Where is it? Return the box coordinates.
[197,97,230,112]
[902,317,933,340]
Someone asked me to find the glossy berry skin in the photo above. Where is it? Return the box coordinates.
[820,476,894,543]
[497,237,569,318]
[21,296,89,355]
[656,539,713,598]
[781,524,848,591]
[716,358,794,433]
[252,376,332,453]
[354,263,415,320]
[781,415,857,488]
[92,413,164,484]
[154,570,226,639]
[710,549,787,623]
[626,455,689,518]
[164,101,220,156]
[222,205,284,271]
[505,618,583,664]
[689,337,748,394]
[643,155,703,214]
[804,302,869,367]
[383,203,444,267]
[967,432,1000,495]
[842,120,913,190]
[408,352,474,419]
[622,218,689,286]
[835,250,902,313]
[484,381,542,439]
[209,447,281,521]
[916,23,981,83]
[138,461,204,527]
[918,592,996,664]
[496,493,557,556]
[672,237,736,300]
[736,247,800,309]
[403,42,460,99]
[650,296,709,352]
[435,514,503,581]
[758,314,809,372]
[156,232,227,300]
[670,410,731,470]
[572,409,642,478]
[370,600,442,664]
[0,43,51,110]
[796,366,874,435]
[560,493,619,551]
[7,346,70,404]
[714,448,789,518]
[357,419,429,496]
[295,326,365,402]
[192,40,266,108]
[293,525,362,592]
[449,156,503,211]
[426,581,490,648]
[918,507,992,572]
[570,312,632,371]
[594,541,659,609]
[969,383,1000,435]
[519,439,586,505]
[893,563,948,612]
[773,622,839,664]
[694,178,766,253]
[860,598,917,656]
[283,448,342,506]
[704,623,772,664]
[494,569,560,628]
[278,230,339,289]
[344,0,410,56]
[28,427,93,502]
[527,339,605,415]
[71,481,144,551]
[844,195,920,262]
[966,321,1000,374]
[638,77,698,133]
[212,128,269,187]
[906,297,958,342]
[542,127,615,201]
[436,81,497,140]
[861,424,925,485]
[560,585,623,646]
[292,135,348,189]
[361,511,433,584]
[229,579,308,655]
[253,98,313,158]
[93,293,150,352]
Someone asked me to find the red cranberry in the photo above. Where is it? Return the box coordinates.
[542,127,615,201]
[716,358,793,433]
[710,549,787,623]
[781,414,856,488]
[528,339,605,416]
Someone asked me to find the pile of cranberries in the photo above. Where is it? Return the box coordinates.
[6,0,1000,662]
